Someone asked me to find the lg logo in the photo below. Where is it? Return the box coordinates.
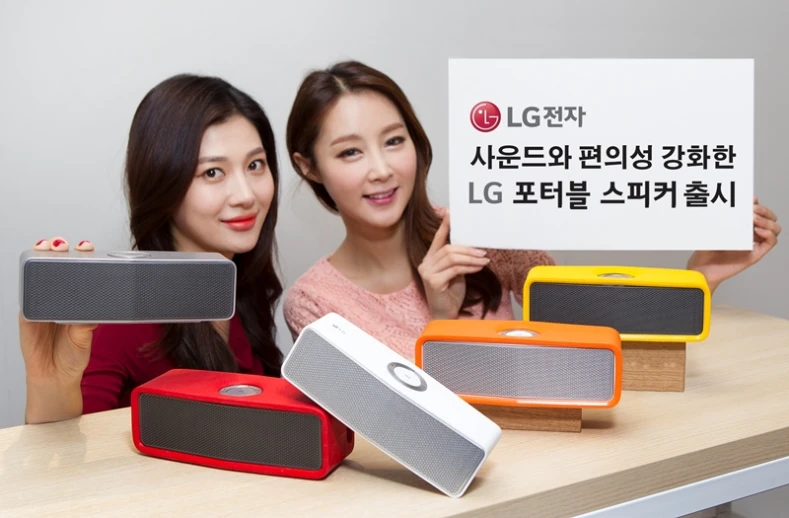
[471,102,587,131]
[470,101,501,132]
[331,323,346,335]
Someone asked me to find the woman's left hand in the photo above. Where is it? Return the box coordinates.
[687,196,781,293]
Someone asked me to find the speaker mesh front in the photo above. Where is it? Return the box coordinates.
[23,261,235,321]
[284,330,484,497]
[138,394,323,470]
[422,341,614,401]
[529,283,705,336]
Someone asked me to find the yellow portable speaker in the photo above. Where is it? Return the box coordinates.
[522,265,711,343]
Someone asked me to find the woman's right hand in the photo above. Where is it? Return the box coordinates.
[20,237,97,422]
[417,214,490,321]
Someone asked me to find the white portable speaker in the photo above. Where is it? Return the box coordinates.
[19,250,236,323]
[281,313,502,498]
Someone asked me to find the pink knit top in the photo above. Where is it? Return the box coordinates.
[283,246,556,361]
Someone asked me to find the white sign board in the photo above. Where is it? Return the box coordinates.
[448,59,754,251]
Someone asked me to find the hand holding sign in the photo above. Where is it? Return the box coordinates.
[687,196,781,292]
[418,213,490,320]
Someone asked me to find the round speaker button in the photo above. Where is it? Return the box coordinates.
[219,384,262,397]
[598,272,633,278]
[108,251,150,259]
[387,362,427,391]
[499,329,537,337]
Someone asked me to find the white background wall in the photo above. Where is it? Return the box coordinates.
[1,0,787,514]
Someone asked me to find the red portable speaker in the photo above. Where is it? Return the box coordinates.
[131,369,354,480]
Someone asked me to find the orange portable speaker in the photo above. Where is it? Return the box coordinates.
[414,319,622,409]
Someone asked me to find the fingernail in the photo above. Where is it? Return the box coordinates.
[474,249,487,256]
[52,239,64,247]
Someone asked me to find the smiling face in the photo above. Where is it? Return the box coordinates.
[295,90,418,234]
[171,114,274,258]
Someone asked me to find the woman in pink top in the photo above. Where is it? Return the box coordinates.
[283,60,781,361]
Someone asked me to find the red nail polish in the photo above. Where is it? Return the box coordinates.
[36,239,45,245]
[52,239,64,247]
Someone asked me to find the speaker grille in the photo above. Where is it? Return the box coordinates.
[284,329,484,497]
[529,283,705,336]
[137,394,323,470]
[23,261,235,321]
[421,341,614,402]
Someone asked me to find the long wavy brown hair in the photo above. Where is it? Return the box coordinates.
[286,61,501,316]
[125,73,283,375]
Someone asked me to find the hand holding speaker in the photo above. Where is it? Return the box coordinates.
[19,238,97,383]
[418,213,490,321]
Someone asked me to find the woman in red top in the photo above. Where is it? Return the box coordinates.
[19,74,284,423]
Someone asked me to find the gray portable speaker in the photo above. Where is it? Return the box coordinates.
[19,250,236,322]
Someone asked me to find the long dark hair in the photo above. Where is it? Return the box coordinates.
[125,73,283,375]
[286,61,501,317]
